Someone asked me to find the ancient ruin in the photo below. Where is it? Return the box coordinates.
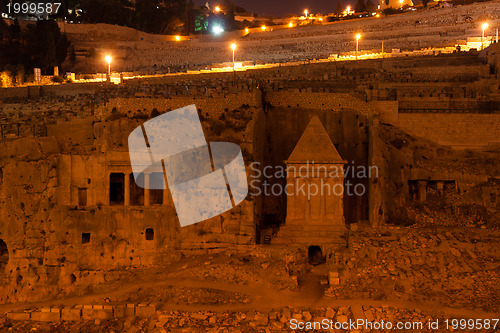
[0,3,499,331]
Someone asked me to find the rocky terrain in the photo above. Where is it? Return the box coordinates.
[62,1,500,72]
[0,223,498,332]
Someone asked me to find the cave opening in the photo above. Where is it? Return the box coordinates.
[0,239,8,273]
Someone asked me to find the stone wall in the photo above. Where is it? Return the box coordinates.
[398,113,500,148]
[101,91,262,120]
[0,83,100,100]
[266,92,375,117]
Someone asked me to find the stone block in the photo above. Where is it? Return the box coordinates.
[82,309,93,320]
[351,305,365,320]
[82,308,113,320]
[113,305,126,318]
[61,308,82,321]
[125,304,135,317]
[337,315,348,323]
[31,310,60,321]
[136,304,156,318]
[157,315,171,327]
[94,309,113,320]
[191,313,208,320]
[7,312,30,321]
[253,313,269,326]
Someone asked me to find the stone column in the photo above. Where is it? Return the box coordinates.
[124,173,130,206]
[144,173,150,207]
[418,181,427,202]
[436,181,444,196]
[287,176,295,219]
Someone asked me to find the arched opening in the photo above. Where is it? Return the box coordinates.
[0,239,8,273]
[308,246,324,266]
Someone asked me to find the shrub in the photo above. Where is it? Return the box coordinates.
[0,71,13,87]
[51,75,64,83]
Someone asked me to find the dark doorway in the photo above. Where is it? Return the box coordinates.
[149,173,164,205]
[130,174,144,206]
[0,239,8,272]
[82,233,91,244]
[109,173,125,205]
[145,228,154,241]
[308,246,324,265]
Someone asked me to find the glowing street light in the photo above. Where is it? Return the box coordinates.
[105,55,112,79]
[213,25,224,35]
[304,9,308,17]
[175,35,181,41]
[215,6,221,12]
[289,22,294,28]
[261,25,266,31]
[355,34,361,60]
[245,28,249,34]
[399,0,404,7]
[482,22,489,50]
[230,43,237,82]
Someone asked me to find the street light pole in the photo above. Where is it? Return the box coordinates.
[105,55,112,83]
[482,23,489,51]
[231,43,236,83]
[356,34,361,60]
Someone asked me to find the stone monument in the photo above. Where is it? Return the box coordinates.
[273,116,347,248]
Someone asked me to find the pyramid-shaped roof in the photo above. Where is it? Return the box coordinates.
[286,116,345,164]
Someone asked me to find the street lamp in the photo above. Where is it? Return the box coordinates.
[105,55,112,81]
[356,34,361,60]
[231,43,237,82]
[304,9,308,18]
[482,23,489,50]
[261,25,266,31]
[399,0,404,8]
[215,6,221,13]
[289,22,293,28]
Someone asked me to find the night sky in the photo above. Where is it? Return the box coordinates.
[195,0,348,17]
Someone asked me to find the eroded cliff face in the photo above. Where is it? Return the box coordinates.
[0,102,262,303]
[376,124,499,228]
[0,137,60,301]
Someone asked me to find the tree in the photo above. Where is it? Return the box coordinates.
[69,45,76,63]
[10,19,21,40]
[366,0,376,11]
[355,0,367,12]
[20,20,71,73]
[335,2,344,15]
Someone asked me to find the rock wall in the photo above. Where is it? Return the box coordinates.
[398,113,500,148]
